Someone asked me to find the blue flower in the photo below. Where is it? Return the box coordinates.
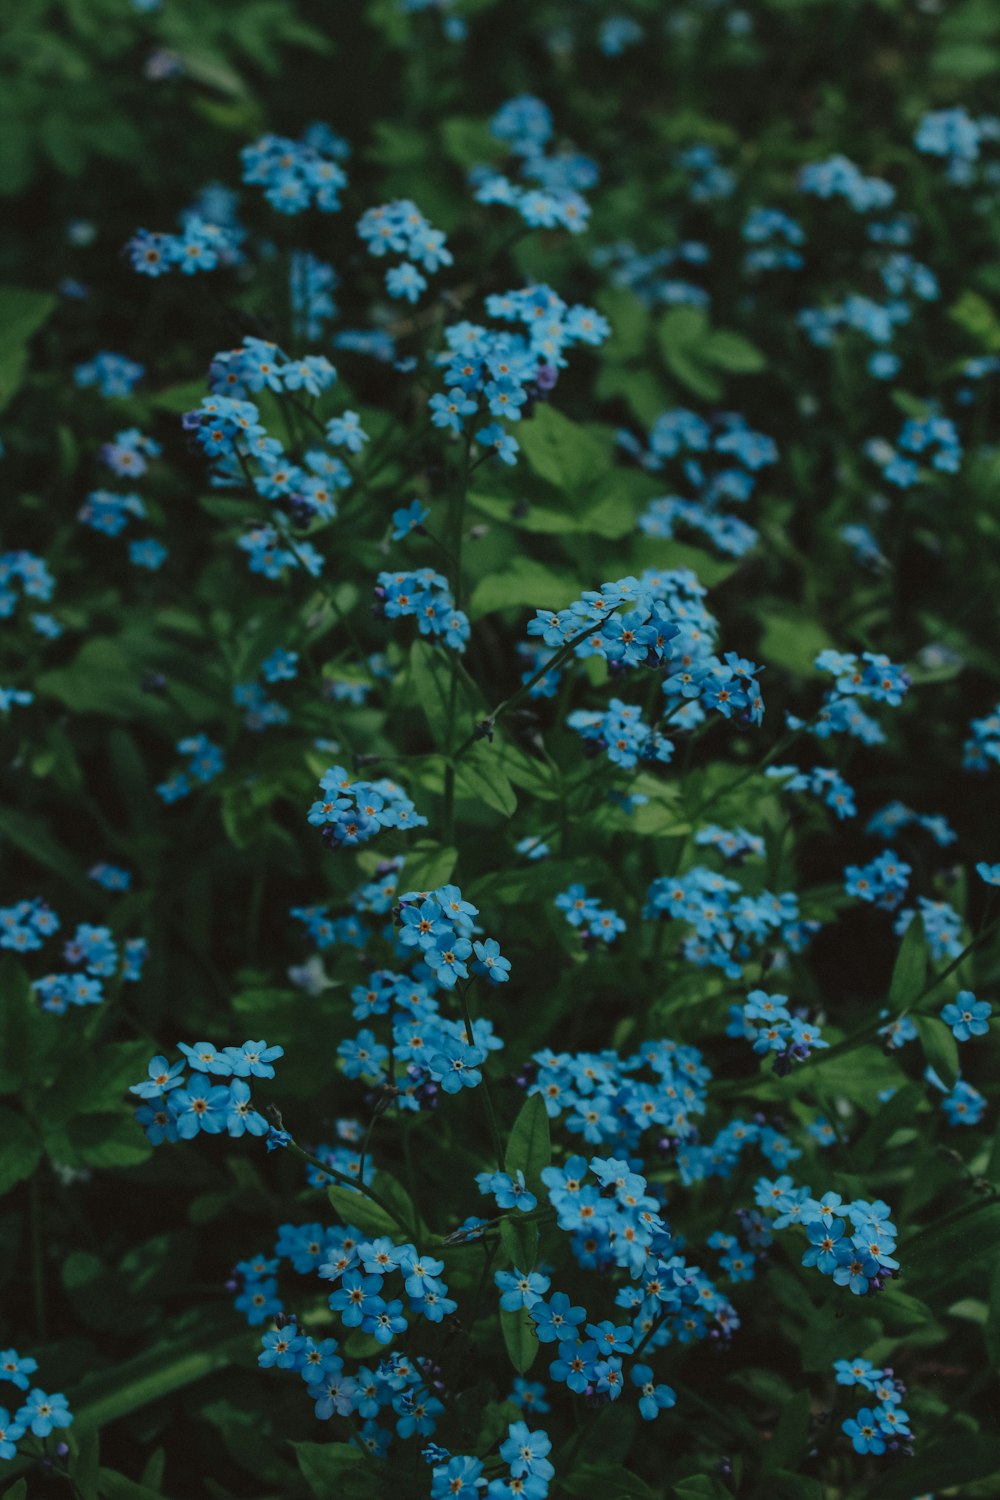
[392,499,430,539]
[19,1388,73,1437]
[472,938,511,983]
[495,1267,550,1311]
[941,991,992,1042]
[631,1362,677,1420]
[842,1407,886,1455]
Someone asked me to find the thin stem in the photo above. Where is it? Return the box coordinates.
[459,983,505,1170]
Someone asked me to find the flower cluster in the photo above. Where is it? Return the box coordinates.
[554,885,626,946]
[835,1355,912,1455]
[431,1422,555,1499]
[73,350,144,397]
[155,734,224,803]
[757,1181,899,1295]
[0,1348,73,1462]
[357,199,452,303]
[963,702,1000,771]
[867,413,963,487]
[129,1040,283,1145]
[567,699,673,769]
[307,765,427,849]
[645,867,815,978]
[126,218,240,276]
[1,900,146,1011]
[843,849,911,910]
[866,800,956,846]
[375,568,470,651]
[767,763,856,819]
[0,550,55,617]
[632,408,778,559]
[798,155,895,212]
[727,990,829,1072]
[473,94,596,235]
[240,125,349,214]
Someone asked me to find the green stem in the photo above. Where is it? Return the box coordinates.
[459,984,505,1170]
[30,1172,46,1342]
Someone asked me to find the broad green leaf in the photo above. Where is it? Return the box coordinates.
[71,1429,100,1500]
[327,1184,401,1238]
[761,1388,810,1473]
[905,1203,1000,1301]
[596,288,649,363]
[758,606,833,677]
[293,1441,371,1500]
[408,638,480,748]
[0,284,57,410]
[949,290,1000,352]
[500,1305,539,1373]
[888,915,927,1008]
[99,1470,167,1500]
[500,1215,538,1272]
[0,807,89,892]
[914,1013,960,1089]
[0,1107,41,1196]
[852,1081,924,1170]
[504,1092,551,1191]
[875,1435,1000,1498]
[672,1477,733,1500]
[702,329,767,373]
[469,556,577,619]
[397,839,458,893]
[516,404,614,495]
[657,305,709,350]
[70,1316,252,1436]
[986,1257,1000,1370]
[454,744,517,817]
[562,1465,657,1499]
[661,344,724,401]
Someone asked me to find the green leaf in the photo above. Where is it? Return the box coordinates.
[293,1442,371,1499]
[761,1388,810,1473]
[906,1203,1000,1302]
[949,290,1000,352]
[661,344,723,401]
[408,639,480,748]
[596,288,649,363]
[500,1305,539,1374]
[672,1477,733,1500]
[500,1215,538,1272]
[758,606,833,677]
[397,839,458,893]
[914,1013,960,1090]
[701,329,767,373]
[71,1430,100,1500]
[70,1316,251,1436]
[0,1107,40,1196]
[455,745,517,817]
[504,1092,551,1191]
[875,1435,1000,1498]
[4,1482,27,1500]
[658,305,709,349]
[852,1081,925,1170]
[516,404,614,495]
[888,915,927,1008]
[469,556,578,619]
[0,284,57,410]
[562,1465,657,1499]
[327,1185,402,1238]
[98,1470,168,1500]
[0,807,89,892]
[985,1256,1000,1370]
